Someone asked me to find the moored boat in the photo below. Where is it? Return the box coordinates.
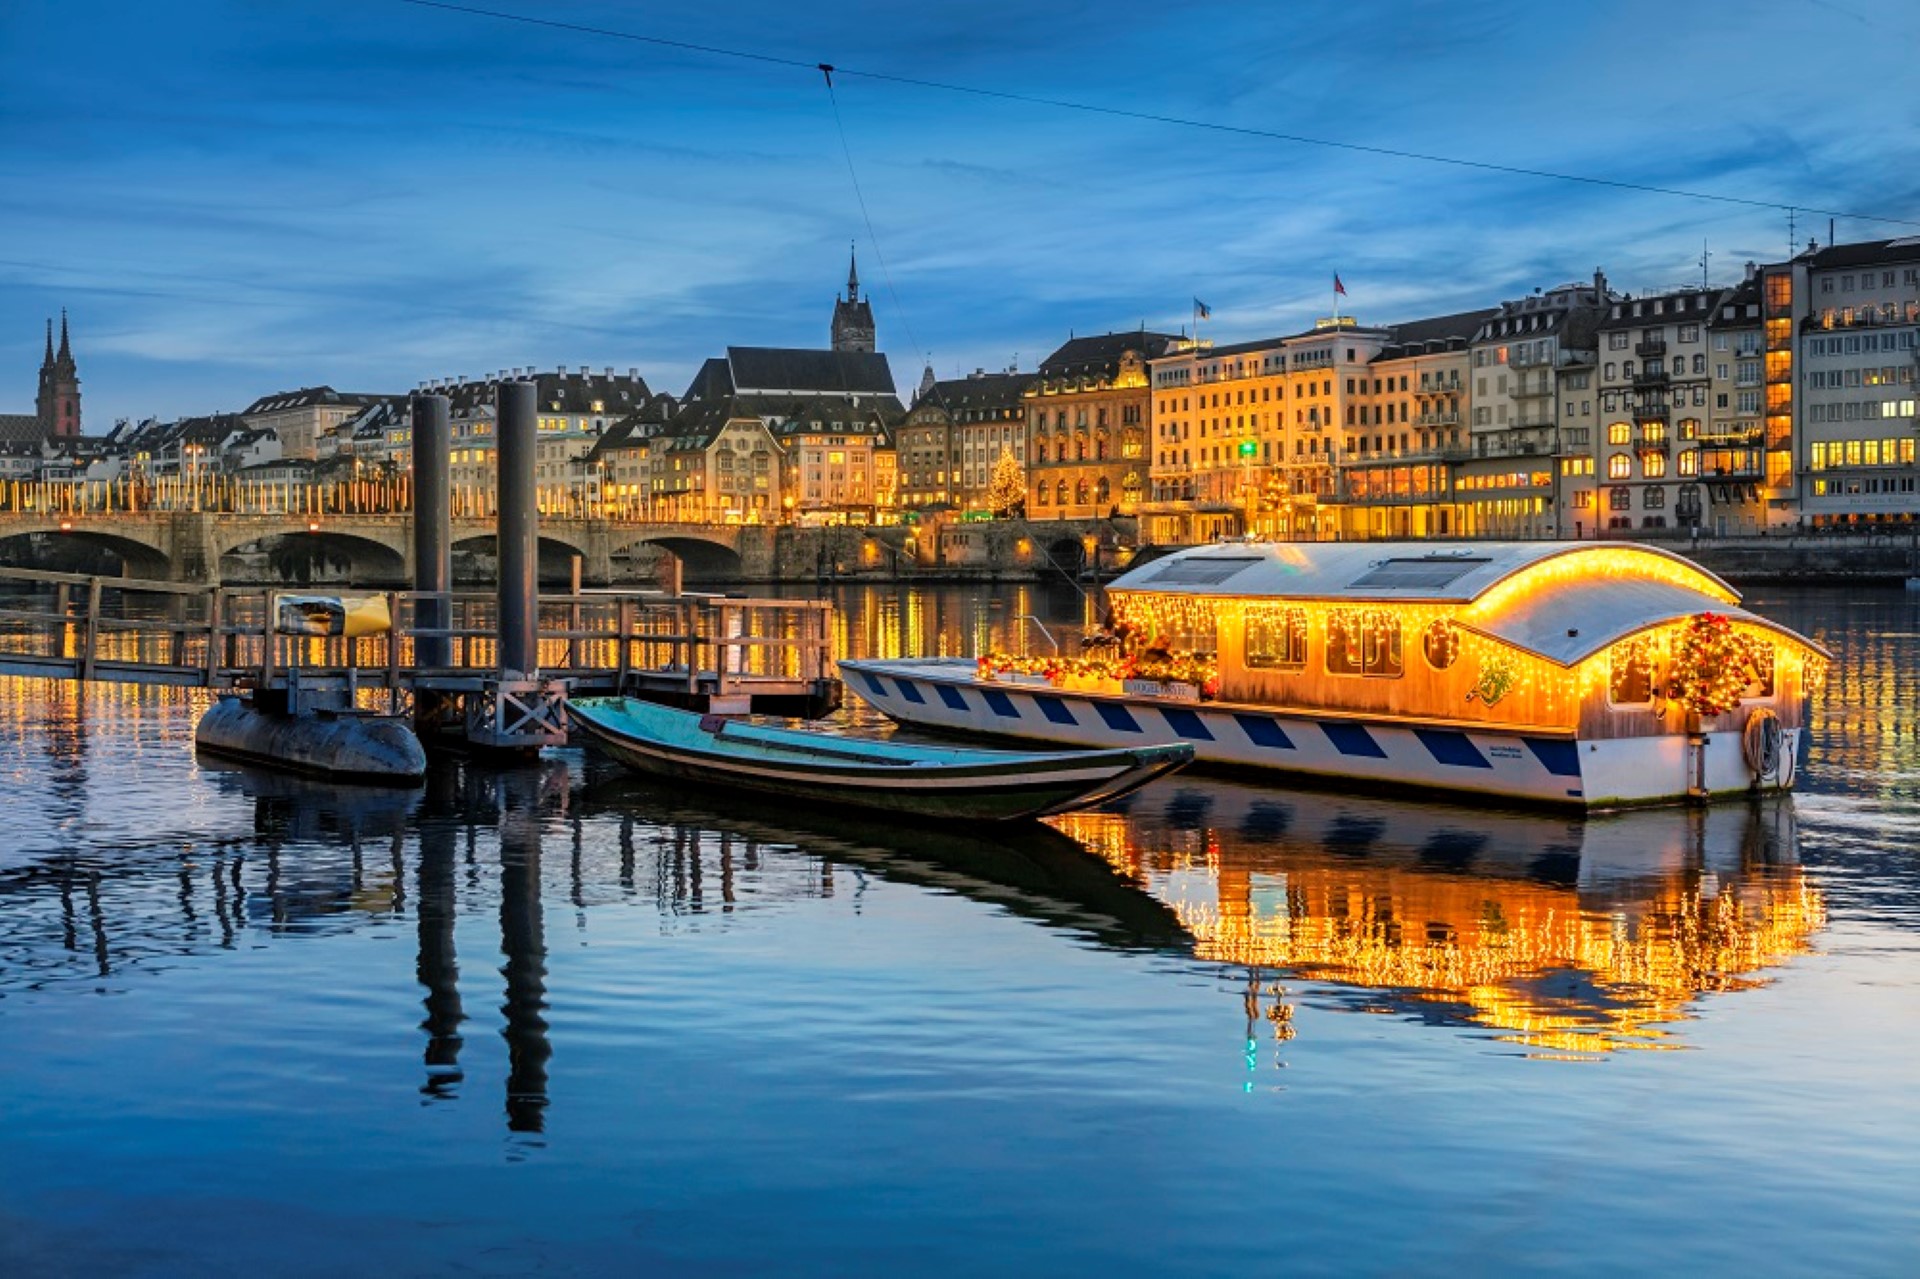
[840,541,1830,809]
[566,696,1193,822]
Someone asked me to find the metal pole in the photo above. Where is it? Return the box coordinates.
[412,394,452,670]
[497,380,539,679]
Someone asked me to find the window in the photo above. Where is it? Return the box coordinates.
[1644,486,1666,508]
[1421,619,1461,671]
[1608,486,1631,510]
[1607,422,1632,445]
[1743,641,1776,701]
[1325,609,1403,679]
[1608,454,1632,479]
[1609,638,1657,706]
[1644,452,1667,479]
[1245,606,1309,670]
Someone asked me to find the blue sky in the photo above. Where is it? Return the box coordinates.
[2,0,1917,424]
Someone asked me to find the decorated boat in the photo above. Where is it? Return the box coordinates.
[839,541,1830,808]
[566,696,1193,823]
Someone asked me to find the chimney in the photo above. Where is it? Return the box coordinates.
[1593,268,1608,298]
[604,367,613,378]
[1745,260,1758,281]
[629,367,638,379]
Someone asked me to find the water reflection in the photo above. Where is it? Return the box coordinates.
[1056,782,1824,1057]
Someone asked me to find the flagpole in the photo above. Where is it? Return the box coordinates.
[1333,275,1340,323]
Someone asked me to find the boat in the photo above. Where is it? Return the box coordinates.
[839,541,1831,808]
[565,696,1193,822]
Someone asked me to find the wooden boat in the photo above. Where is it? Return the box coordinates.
[840,541,1831,809]
[565,696,1193,822]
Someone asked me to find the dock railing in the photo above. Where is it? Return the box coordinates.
[0,566,836,701]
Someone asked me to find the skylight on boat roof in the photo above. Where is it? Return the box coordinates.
[1347,557,1491,590]
[1141,555,1262,586]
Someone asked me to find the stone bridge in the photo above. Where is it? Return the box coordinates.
[0,510,1139,585]
[0,511,776,585]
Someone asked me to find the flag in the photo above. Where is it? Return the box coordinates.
[1194,298,1212,319]
[1333,274,1347,296]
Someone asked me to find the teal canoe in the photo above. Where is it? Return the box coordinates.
[566,696,1193,823]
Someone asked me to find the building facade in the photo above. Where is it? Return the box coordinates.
[900,369,1034,512]
[1027,331,1173,522]
[1592,286,1722,533]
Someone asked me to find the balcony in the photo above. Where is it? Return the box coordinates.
[1636,437,1672,456]
[1511,380,1554,400]
[1633,368,1669,387]
[1509,348,1552,369]
[1633,404,1669,425]
[1417,375,1463,395]
[1417,411,1461,427]
[1636,337,1667,358]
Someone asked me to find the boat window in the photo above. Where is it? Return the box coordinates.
[1422,619,1461,670]
[1743,641,1776,700]
[1608,638,1657,706]
[1245,605,1309,670]
[1325,609,1403,679]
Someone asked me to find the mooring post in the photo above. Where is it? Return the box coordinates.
[412,393,452,671]
[496,380,538,680]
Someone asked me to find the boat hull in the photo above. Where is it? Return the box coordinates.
[567,698,1191,823]
[839,658,1803,809]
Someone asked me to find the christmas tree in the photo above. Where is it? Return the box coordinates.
[986,447,1026,517]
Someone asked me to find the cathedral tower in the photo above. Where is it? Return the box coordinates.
[37,311,80,437]
[830,245,876,353]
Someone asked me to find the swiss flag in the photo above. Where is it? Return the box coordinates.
[1334,274,1347,296]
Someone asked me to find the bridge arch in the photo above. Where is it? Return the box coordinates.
[0,526,171,578]
[451,533,597,586]
[221,530,409,586]
[610,531,745,581]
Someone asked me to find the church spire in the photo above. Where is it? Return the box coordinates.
[847,242,859,301]
[43,318,54,366]
[57,310,71,363]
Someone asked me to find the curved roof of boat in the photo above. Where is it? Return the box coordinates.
[1109,541,1826,666]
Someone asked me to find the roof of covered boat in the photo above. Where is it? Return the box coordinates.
[1108,541,1826,665]
[1108,540,1737,604]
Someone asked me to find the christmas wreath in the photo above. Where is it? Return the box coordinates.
[1667,613,1761,718]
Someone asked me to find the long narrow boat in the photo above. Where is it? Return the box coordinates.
[840,541,1831,809]
[566,696,1193,822]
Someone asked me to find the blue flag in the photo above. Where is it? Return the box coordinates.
[1194,298,1212,319]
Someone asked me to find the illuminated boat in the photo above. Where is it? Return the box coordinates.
[839,542,1829,808]
[567,696,1193,823]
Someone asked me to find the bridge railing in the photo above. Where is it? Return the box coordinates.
[0,566,834,693]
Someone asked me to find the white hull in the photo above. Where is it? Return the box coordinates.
[839,658,1802,809]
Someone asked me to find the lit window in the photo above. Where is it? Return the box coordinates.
[1245,606,1309,670]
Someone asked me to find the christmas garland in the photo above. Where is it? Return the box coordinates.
[1467,651,1518,706]
[977,645,1220,698]
[1667,612,1764,718]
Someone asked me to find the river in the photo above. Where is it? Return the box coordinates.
[0,582,1915,1275]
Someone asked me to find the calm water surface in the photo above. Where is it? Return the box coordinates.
[1,583,1915,1276]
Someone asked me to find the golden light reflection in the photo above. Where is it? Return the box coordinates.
[1053,788,1824,1058]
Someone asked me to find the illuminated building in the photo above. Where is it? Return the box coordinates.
[413,367,659,517]
[240,385,392,462]
[900,368,1035,512]
[1332,309,1493,541]
[2,313,82,444]
[1145,320,1392,543]
[1782,238,1920,527]
[1700,270,1772,534]
[1026,330,1174,522]
[1594,286,1725,533]
[1461,274,1613,539]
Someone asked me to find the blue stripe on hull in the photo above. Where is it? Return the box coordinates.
[1320,721,1386,759]
[1415,728,1492,769]
[840,662,1591,805]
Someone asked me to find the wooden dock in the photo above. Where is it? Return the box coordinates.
[0,566,841,742]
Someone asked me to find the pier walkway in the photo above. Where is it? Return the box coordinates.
[0,565,839,746]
